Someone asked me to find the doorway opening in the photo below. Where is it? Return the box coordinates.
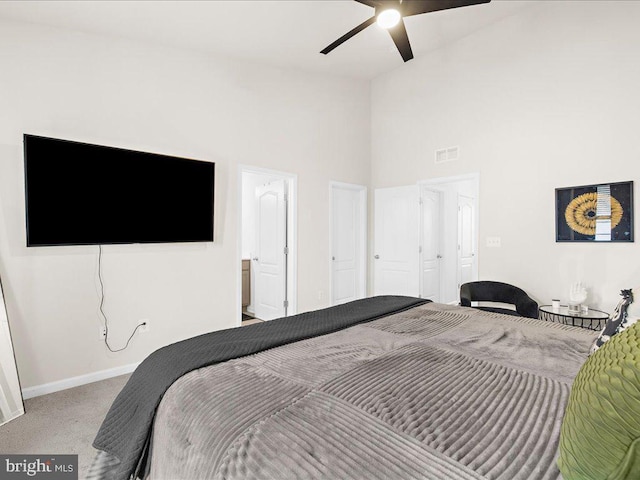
[238,166,297,325]
[372,174,479,303]
[419,173,479,304]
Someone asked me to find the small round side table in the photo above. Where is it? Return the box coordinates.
[538,305,608,331]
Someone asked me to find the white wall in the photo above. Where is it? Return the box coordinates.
[0,20,371,389]
[371,1,640,312]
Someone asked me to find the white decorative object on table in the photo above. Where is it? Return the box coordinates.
[568,282,588,315]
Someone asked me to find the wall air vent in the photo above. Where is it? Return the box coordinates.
[435,146,460,164]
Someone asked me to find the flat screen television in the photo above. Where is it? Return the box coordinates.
[24,135,215,247]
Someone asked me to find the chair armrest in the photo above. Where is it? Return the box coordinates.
[516,296,539,319]
[460,284,472,307]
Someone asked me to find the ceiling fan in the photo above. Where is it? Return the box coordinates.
[320,0,491,62]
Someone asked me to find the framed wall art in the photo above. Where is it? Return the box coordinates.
[556,181,634,242]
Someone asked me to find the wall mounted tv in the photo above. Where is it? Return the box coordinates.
[24,135,215,247]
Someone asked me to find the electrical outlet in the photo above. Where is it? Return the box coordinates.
[139,320,150,334]
[99,326,106,340]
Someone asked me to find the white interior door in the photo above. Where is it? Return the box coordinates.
[374,186,420,296]
[458,193,476,289]
[254,180,287,320]
[331,184,366,306]
[420,189,442,302]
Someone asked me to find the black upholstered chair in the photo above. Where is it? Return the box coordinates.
[459,281,539,319]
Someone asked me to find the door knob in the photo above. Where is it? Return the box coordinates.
[374,255,380,259]
[437,254,442,259]
[332,256,335,261]
[252,257,259,261]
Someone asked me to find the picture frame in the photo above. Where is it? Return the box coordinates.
[555,181,634,242]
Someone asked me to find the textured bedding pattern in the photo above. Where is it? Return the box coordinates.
[149,303,595,480]
[91,296,427,480]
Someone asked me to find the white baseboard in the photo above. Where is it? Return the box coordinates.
[22,362,140,400]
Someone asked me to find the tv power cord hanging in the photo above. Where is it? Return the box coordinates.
[97,245,146,352]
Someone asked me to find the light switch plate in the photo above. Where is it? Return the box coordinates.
[486,237,501,248]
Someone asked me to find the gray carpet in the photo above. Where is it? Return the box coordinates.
[0,374,130,479]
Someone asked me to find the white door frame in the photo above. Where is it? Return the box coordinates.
[418,172,480,188]
[329,181,367,306]
[418,173,479,304]
[237,165,298,325]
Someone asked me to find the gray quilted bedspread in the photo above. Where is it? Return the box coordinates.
[91,296,428,480]
[142,303,595,480]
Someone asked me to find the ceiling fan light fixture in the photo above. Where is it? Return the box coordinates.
[376,8,401,29]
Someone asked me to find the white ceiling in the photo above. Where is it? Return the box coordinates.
[0,0,532,80]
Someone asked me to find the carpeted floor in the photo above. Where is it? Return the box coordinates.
[0,321,264,479]
[0,374,130,479]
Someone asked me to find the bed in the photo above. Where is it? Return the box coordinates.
[89,296,597,480]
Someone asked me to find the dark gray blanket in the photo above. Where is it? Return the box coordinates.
[92,295,429,480]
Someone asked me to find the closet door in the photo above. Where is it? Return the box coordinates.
[331,183,366,306]
[373,186,420,297]
[420,188,442,302]
[457,193,476,289]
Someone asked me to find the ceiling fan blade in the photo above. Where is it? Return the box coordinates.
[388,18,414,62]
[402,0,491,17]
[320,16,377,55]
[354,0,380,7]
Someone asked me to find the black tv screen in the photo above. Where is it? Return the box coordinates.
[24,135,215,246]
